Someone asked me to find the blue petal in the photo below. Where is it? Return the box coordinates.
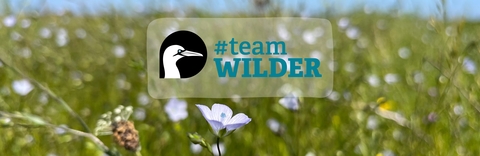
[279,93,299,110]
[196,104,212,120]
[211,103,233,124]
[207,119,225,136]
[225,123,248,132]
[225,113,251,131]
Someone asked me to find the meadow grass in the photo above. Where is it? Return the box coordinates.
[0,8,480,156]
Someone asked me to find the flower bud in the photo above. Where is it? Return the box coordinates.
[187,132,204,144]
[187,132,212,153]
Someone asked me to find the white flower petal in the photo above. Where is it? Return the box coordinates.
[211,103,233,124]
[169,111,187,122]
[279,93,299,110]
[227,113,251,125]
[12,79,34,96]
[3,15,16,27]
[225,123,248,132]
[176,111,188,120]
[165,98,187,113]
[207,119,225,135]
[177,100,187,109]
[165,96,188,122]
[267,118,281,133]
[196,104,212,120]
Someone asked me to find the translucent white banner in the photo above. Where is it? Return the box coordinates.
[147,18,333,98]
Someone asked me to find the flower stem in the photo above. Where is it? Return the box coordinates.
[216,137,221,156]
[282,134,296,156]
[294,111,299,155]
[0,57,91,133]
[0,111,116,155]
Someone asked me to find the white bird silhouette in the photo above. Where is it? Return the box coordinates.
[162,45,203,78]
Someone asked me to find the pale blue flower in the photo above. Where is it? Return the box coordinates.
[39,27,52,38]
[413,71,424,84]
[367,74,380,87]
[56,28,69,47]
[196,103,251,137]
[267,118,280,133]
[337,17,350,29]
[367,115,378,130]
[137,92,150,105]
[346,26,360,39]
[134,108,146,121]
[327,91,340,101]
[3,15,16,27]
[165,97,188,122]
[398,47,411,59]
[267,118,285,134]
[453,105,464,116]
[463,57,476,74]
[55,124,68,135]
[113,45,126,58]
[279,93,299,110]
[12,79,34,96]
[384,73,399,84]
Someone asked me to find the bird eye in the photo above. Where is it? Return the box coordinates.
[177,49,182,53]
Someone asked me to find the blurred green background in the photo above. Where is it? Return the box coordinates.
[1,0,480,156]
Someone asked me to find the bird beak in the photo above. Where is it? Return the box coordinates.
[181,50,203,57]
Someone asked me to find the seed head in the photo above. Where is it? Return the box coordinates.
[111,120,140,152]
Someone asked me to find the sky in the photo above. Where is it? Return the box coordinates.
[1,0,480,21]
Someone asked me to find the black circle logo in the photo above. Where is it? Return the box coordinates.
[159,30,207,79]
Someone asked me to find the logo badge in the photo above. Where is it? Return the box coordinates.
[159,30,207,79]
